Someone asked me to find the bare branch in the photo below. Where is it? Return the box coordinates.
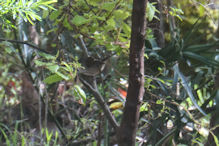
[79,36,90,58]
[0,38,49,54]
[80,77,119,130]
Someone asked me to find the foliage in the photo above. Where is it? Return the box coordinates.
[0,0,218,145]
[0,0,57,27]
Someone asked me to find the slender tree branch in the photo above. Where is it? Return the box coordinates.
[0,38,49,53]
[99,0,122,27]
[79,36,90,58]
[154,128,177,146]
[80,77,119,130]
[84,0,97,14]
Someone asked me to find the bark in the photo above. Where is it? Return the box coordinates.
[118,0,147,145]
[149,0,165,48]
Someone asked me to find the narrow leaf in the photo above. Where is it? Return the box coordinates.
[43,74,63,84]
[74,85,86,104]
[173,63,207,116]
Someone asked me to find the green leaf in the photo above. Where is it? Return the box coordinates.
[71,15,89,26]
[210,130,219,145]
[56,71,69,80]
[61,61,72,72]
[47,65,59,73]
[183,51,219,67]
[74,85,86,104]
[106,17,116,28]
[49,10,61,21]
[147,2,156,22]
[38,52,56,60]
[63,17,72,30]
[156,100,163,104]
[122,22,131,36]
[169,7,184,21]
[43,74,62,84]
[26,14,34,24]
[199,5,205,17]
[102,2,115,11]
[28,11,42,21]
[41,0,57,5]
[140,102,148,112]
[87,0,102,6]
[5,47,13,54]
[185,42,219,53]
[45,128,53,143]
[42,10,49,18]
[114,10,130,20]
[34,60,47,66]
[144,53,149,59]
[96,16,105,21]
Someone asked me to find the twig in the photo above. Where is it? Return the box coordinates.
[0,38,49,54]
[99,0,122,27]
[149,92,201,125]
[155,128,177,146]
[84,0,97,14]
[80,77,119,130]
[79,36,90,58]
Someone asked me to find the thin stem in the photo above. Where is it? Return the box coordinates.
[0,38,49,53]
[80,77,119,130]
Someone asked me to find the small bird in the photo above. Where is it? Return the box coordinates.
[79,57,106,76]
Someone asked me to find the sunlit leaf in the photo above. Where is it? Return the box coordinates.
[47,65,59,73]
[106,17,116,28]
[43,74,63,84]
[34,60,46,66]
[56,71,69,80]
[38,52,56,60]
[147,2,158,22]
[74,85,86,104]
[156,100,163,104]
[140,102,148,112]
[110,102,123,110]
[114,10,130,20]
[209,130,219,146]
[102,2,116,11]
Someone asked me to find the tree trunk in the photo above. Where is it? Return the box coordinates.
[118,0,147,145]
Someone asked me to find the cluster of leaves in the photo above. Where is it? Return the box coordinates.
[0,0,218,145]
[0,0,57,27]
[139,1,219,145]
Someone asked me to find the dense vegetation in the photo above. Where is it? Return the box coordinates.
[0,0,218,145]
